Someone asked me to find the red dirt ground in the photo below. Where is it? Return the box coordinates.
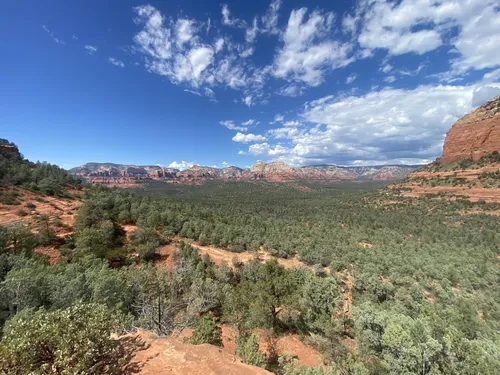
[180,325,323,369]
[0,188,82,264]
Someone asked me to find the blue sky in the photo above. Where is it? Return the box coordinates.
[1,0,500,169]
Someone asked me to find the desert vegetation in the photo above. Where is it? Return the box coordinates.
[1,140,500,374]
[1,173,499,374]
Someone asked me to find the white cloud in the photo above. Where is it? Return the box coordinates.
[176,19,197,48]
[351,0,499,74]
[242,95,254,107]
[273,8,353,86]
[232,132,267,143]
[108,57,125,68]
[261,0,282,34]
[278,83,304,97]
[133,4,270,101]
[241,119,256,126]
[85,45,98,55]
[221,161,230,167]
[220,120,248,132]
[380,64,393,74]
[221,4,246,28]
[384,75,397,83]
[346,73,358,84]
[168,161,195,170]
[42,25,65,45]
[214,38,225,53]
[270,114,285,124]
[248,143,289,156]
[283,120,301,127]
[257,81,500,166]
[451,2,500,72]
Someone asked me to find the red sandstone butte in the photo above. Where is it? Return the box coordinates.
[440,96,500,164]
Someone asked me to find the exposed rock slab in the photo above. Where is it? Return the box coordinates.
[126,330,271,375]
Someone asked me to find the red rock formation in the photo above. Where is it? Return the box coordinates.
[440,96,500,164]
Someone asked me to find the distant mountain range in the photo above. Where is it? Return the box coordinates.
[69,161,420,184]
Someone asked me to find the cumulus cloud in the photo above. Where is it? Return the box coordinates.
[349,0,499,73]
[168,161,195,170]
[85,45,98,55]
[273,8,353,87]
[133,4,271,102]
[108,57,125,68]
[253,81,500,166]
[232,132,267,143]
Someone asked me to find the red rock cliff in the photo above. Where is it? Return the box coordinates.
[440,96,500,164]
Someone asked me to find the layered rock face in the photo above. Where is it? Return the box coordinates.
[71,161,417,184]
[440,96,500,164]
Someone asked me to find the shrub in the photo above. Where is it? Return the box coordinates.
[0,303,126,375]
[25,202,36,210]
[190,316,222,346]
[236,333,267,368]
[16,209,28,217]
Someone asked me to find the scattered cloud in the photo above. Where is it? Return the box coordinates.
[384,75,397,83]
[278,84,305,97]
[42,25,65,45]
[108,57,125,68]
[283,120,301,127]
[346,73,358,84]
[241,119,257,126]
[220,120,248,132]
[270,114,284,124]
[251,81,500,166]
[168,160,195,170]
[85,45,98,55]
[232,132,267,143]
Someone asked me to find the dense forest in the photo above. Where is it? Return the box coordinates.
[1,144,499,374]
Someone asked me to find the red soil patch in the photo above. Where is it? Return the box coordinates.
[157,243,178,271]
[34,246,62,265]
[0,188,82,263]
[180,325,323,369]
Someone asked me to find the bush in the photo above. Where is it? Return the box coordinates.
[16,209,28,217]
[25,202,36,210]
[190,316,222,346]
[0,303,126,375]
[236,333,267,368]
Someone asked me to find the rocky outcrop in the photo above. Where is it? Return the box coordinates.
[125,330,272,375]
[71,162,418,185]
[0,141,22,160]
[440,96,500,164]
